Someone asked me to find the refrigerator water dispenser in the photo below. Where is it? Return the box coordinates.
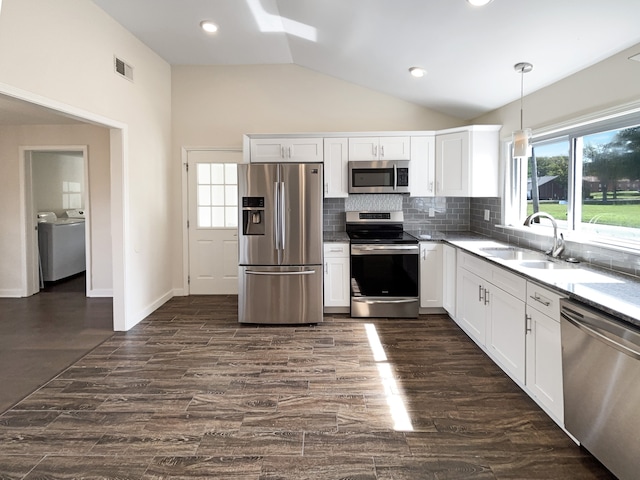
[242,196,265,235]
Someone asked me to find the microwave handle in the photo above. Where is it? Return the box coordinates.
[393,163,397,191]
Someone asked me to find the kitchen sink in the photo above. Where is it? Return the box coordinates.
[518,260,574,270]
[479,247,545,261]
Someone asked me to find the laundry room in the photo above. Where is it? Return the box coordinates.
[33,150,87,286]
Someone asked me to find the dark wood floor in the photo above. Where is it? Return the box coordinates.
[0,273,113,413]
[0,295,614,479]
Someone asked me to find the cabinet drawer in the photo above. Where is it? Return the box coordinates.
[324,243,349,258]
[489,265,526,301]
[526,282,563,319]
[457,250,488,277]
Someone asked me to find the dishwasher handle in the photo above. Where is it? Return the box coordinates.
[561,306,640,360]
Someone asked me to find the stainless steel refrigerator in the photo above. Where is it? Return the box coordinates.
[238,163,323,324]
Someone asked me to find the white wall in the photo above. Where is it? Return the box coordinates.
[170,64,462,290]
[0,0,173,330]
[32,151,84,216]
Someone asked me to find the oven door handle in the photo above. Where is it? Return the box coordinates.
[351,245,419,254]
[352,298,418,305]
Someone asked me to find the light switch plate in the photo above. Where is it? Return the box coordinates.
[484,209,490,221]
[429,208,435,217]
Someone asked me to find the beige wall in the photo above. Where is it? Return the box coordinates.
[473,42,640,139]
[171,63,461,288]
[0,0,172,329]
[0,124,112,295]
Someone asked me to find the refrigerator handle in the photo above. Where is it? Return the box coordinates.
[274,181,280,251]
[280,182,286,251]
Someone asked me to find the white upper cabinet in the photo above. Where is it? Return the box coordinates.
[249,138,324,163]
[409,136,435,197]
[348,136,410,161]
[323,138,349,198]
[435,125,500,197]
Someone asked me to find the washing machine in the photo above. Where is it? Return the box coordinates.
[37,210,86,282]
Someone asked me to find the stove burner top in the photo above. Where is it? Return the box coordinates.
[345,211,418,245]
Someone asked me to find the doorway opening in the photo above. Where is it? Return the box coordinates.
[24,147,90,297]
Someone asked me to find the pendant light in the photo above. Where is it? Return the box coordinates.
[512,62,533,158]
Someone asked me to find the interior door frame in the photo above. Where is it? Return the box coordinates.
[181,146,244,296]
[21,145,91,297]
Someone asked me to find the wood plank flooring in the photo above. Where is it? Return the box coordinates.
[0,295,615,479]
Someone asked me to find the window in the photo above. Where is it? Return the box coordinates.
[510,110,640,248]
[196,163,238,228]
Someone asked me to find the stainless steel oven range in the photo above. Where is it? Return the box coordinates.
[346,211,419,318]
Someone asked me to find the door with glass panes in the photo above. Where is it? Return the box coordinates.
[187,149,241,294]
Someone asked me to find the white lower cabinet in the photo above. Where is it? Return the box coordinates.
[456,267,488,345]
[323,243,350,308]
[419,242,442,309]
[452,248,565,428]
[455,250,526,383]
[442,244,457,317]
[486,282,526,384]
[525,282,564,423]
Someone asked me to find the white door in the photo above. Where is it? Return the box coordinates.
[187,150,241,294]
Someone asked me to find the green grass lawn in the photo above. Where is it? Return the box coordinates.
[528,202,640,228]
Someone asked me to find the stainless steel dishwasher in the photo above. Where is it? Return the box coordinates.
[561,298,640,480]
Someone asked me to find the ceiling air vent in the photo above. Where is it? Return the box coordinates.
[114,56,134,81]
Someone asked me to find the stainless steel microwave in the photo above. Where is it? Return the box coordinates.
[348,160,410,194]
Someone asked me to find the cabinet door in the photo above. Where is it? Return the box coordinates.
[250,138,288,162]
[526,307,564,422]
[435,131,469,196]
[287,138,323,163]
[323,256,350,307]
[323,138,348,198]
[410,136,435,197]
[379,136,410,160]
[420,243,442,308]
[250,138,323,163]
[456,267,486,345]
[486,287,526,383]
[442,244,457,317]
[348,137,379,161]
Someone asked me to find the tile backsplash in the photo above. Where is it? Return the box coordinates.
[324,195,640,277]
[323,195,469,232]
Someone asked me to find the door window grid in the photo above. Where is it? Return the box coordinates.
[197,163,238,228]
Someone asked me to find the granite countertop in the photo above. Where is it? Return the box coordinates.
[323,231,350,243]
[447,237,640,329]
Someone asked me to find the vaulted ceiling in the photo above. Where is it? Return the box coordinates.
[92,0,640,120]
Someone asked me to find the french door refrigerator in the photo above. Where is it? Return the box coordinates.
[238,163,323,324]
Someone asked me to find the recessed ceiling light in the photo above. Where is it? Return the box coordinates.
[200,21,219,34]
[409,67,426,78]
[467,0,493,6]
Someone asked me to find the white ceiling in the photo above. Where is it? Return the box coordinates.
[89,0,640,120]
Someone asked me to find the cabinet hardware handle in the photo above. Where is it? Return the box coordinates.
[478,285,483,302]
[429,181,434,192]
[373,145,377,157]
[324,263,328,274]
[525,314,532,333]
[288,146,292,158]
[530,294,551,307]
[381,145,385,157]
[484,289,490,305]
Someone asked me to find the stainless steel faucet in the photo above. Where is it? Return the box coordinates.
[523,211,565,258]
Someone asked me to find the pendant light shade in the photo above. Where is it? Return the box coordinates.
[512,128,532,158]
[512,62,533,159]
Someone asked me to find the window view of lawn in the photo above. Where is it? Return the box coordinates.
[527,125,640,240]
